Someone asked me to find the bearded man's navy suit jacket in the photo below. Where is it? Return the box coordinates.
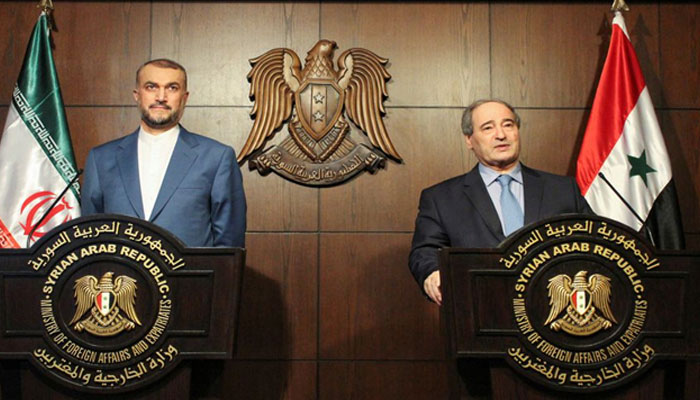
[409,164,591,287]
[81,127,246,248]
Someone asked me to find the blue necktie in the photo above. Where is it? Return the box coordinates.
[497,174,523,236]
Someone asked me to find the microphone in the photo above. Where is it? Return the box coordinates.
[26,169,83,248]
[597,172,655,247]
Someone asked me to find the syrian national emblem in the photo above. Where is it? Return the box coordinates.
[239,40,402,186]
[544,271,616,336]
[69,272,141,337]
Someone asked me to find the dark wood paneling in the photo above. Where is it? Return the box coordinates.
[492,4,659,108]
[319,233,443,359]
[66,107,137,171]
[192,361,316,400]
[0,2,42,103]
[321,3,490,107]
[517,108,588,177]
[51,2,151,105]
[660,111,700,233]
[151,2,320,106]
[319,361,449,400]
[686,234,700,251]
[660,5,700,108]
[183,107,319,231]
[320,108,474,231]
[236,233,317,359]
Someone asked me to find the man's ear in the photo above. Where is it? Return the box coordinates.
[132,88,139,103]
[464,134,474,150]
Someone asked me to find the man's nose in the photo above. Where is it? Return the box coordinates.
[494,126,506,139]
[155,87,167,101]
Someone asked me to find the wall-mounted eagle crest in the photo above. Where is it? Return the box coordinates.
[239,40,401,186]
[544,270,616,336]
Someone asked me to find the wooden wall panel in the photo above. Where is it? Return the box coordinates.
[151,2,320,106]
[660,5,700,108]
[492,3,659,107]
[686,234,700,250]
[319,234,443,360]
[660,111,700,233]
[320,3,490,107]
[236,233,317,359]
[66,107,137,170]
[182,107,319,231]
[319,361,449,400]
[320,108,475,231]
[517,109,588,176]
[0,2,46,102]
[192,361,316,400]
[51,2,151,106]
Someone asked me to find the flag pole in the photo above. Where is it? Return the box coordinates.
[37,0,55,31]
[611,0,629,12]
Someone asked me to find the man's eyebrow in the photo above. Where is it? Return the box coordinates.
[142,80,181,87]
[479,120,495,129]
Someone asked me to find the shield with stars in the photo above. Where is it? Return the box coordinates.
[570,288,591,315]
[294,79,344,141]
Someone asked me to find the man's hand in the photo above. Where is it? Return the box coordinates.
[423,270,442,305]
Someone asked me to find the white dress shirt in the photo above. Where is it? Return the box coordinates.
[137,125,179,220]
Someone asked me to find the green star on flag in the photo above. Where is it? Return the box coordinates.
[627,150,656,186]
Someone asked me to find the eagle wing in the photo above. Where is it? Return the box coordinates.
[114,275,141,326]
[589,274,616,323]
[337,48,401,161]
[69,275,98,325]
[238,48,302,162]
[543,274,572,326]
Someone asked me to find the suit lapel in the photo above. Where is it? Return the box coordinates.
[522,165,544,226]
[116,130,144,219]
[149,128,198,221]
[462,167,505,241]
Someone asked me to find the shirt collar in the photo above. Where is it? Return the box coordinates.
[138,124,180,144]
[478,162,523,186]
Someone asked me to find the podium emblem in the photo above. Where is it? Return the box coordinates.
[69,272,142,336]
[544,270,616,336]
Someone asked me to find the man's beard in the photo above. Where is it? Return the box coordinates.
[140,103,180,129]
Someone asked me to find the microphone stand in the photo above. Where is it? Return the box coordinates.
[26,169,83,248]
[597,172,655,247]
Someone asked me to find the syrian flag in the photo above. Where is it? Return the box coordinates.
[0,13,80,248]
[576,11,684,250]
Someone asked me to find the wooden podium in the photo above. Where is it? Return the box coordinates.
[440,215,700,399]
[0,215,244,399]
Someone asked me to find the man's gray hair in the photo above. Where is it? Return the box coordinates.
[461,99,521,136]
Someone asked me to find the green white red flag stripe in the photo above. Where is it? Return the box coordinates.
[0,13,80,248]
[576,12,676,237]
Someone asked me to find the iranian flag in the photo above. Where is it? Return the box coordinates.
[0,13,80,248]
[576,11,684,250]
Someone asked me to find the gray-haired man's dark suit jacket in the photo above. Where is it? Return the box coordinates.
[409,164,592,289]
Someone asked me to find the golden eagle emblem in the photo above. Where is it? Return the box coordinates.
[544,270,616,336]
[240,39,401,185]
[69,272,141,337]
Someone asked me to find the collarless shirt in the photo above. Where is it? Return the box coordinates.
[478,162,524,235]
[138,125,180,220]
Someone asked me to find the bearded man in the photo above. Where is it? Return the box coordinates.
[81,59,246,247]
